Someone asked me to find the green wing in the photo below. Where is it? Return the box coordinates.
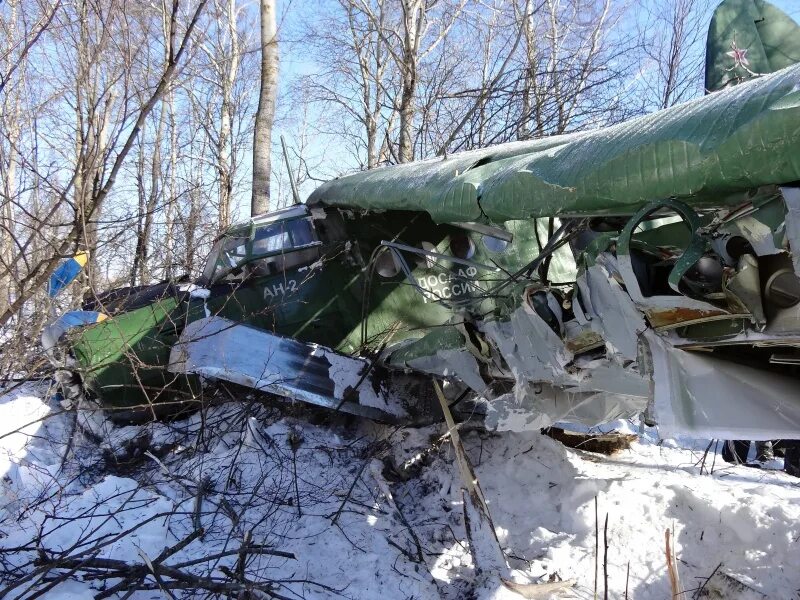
[309,63,800,223]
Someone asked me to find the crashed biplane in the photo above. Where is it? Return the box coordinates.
[43,0,800,441]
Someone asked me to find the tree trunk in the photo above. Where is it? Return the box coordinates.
[0,1,19,316]
[519,0,534,140]
[218,0,241,229]
[164,84,177,280]
[131,102,166,286]
[397,0,421,164]
[398,71,415,163]
[131,133,148,286]
[252,0,278,216]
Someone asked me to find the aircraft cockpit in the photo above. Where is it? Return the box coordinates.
[199,205,321,285]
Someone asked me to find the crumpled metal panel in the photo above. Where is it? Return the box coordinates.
[481,304,571,383]
[404,348,487,393]
[481,384,648,432]
[447,275,650,432]
[169,316,438,424]
[308,63,800,224]
[646,331,800,439]
[583,260,647,361]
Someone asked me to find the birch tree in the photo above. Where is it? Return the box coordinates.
[515,0,630,138]
[300,0,394,169]
[0,2,24,316]
[194,0,255,230]
[638,0,710,109]
[390,0,467,162]
[252,0,278,216]
[299,0,467,167]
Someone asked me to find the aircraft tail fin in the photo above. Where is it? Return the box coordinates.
[705,0,800,92]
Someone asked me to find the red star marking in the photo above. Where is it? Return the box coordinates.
[726,42,750,67]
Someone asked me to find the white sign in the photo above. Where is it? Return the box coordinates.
[417,267,477,303]
[264,279,298,298]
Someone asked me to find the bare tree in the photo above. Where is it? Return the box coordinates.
[299,0,467,168]
[514,0,629,138]
[195,0,253,230]
[389,0,467,162]
[297,0,635,170]
[299,0,395,169]
[0,0,210,330]
[0,0,61,95]
[432,2,526,154]
[637,0,710,110]
[130,9,174,288]
[395,0,425,162]
[130,103,167,287]
[252,0,278,216]
[0,2,24,316]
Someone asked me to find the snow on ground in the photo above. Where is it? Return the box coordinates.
[0,382,799,599]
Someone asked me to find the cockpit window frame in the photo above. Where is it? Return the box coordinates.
[201,216,320,285]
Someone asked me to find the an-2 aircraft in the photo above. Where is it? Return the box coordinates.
[43,0,800,443]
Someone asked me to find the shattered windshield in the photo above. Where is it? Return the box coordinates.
[200,237,247,283]
[202,217,318,284]
[251,218,315,255]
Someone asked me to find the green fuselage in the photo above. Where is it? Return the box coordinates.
[67,206,544,415]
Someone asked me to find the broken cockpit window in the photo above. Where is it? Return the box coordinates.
[201,236,247,284]
[252,217,316,253]
[202,217,320,284]
[482,234,509,253]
